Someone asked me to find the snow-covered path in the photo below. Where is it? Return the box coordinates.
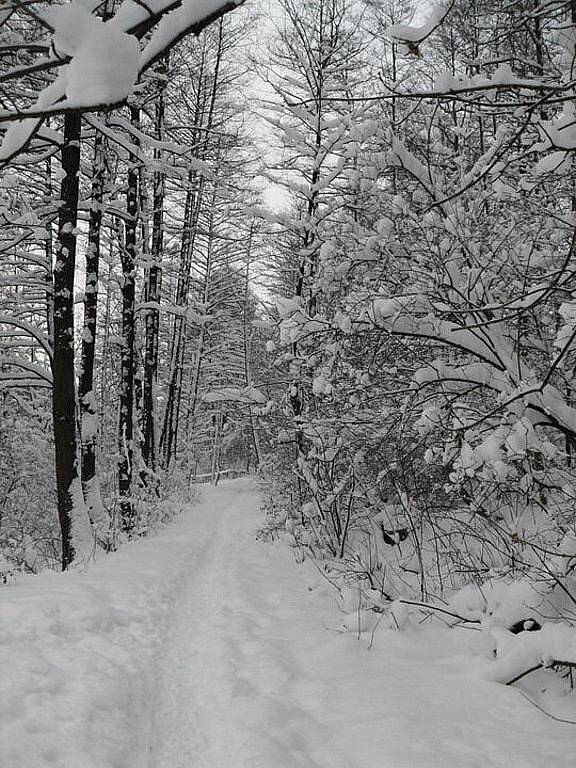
[150,480,352,768]
[149,481,576,768]
[3,479,576,768]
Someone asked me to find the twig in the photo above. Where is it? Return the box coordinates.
[506,659,576,687]
[396,598,482,625]
[506,664,543,686]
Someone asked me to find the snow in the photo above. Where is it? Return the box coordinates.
[64,28,140,107]
[0,77,65,163]
[2,480,576,767]
[44,2,140,108]
[0,1,140,161]
[388,136,437,197]
[203,385,267,404]
[367,293,576,437]
[68,476,98,565]
[113,0,185,32]
[0,0,243,162]
[142,0,242,68]
[486,622,576,685]
[386,8,444,44]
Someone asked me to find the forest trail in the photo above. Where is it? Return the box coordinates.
[3,479,576,768]
[146,480,576,768]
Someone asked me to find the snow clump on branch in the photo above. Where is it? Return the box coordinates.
[43,1,141,108]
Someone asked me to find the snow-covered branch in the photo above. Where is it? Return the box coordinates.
[0,0,246,164]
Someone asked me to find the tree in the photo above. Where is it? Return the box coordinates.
[52,110,94,568]
[0,0,247,567]
[141,58,169,479]
[79,130,107,532]
[256,0,576,610]
[261,0,379,553]
[159,14,256,473]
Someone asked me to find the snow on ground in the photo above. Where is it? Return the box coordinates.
[2,479,576,768]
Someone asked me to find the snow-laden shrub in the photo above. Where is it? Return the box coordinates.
[0,400,60,572]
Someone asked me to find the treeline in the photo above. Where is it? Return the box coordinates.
[259,0,576,617]
[0,0,267,571]
[4,0,576,626]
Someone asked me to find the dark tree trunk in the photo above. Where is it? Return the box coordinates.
[118,107,139,534]
[52,110,86,569]
[79,132,106,523]
[44,155,54,351]
[142,68,166,476]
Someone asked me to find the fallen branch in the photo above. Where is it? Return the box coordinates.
[396,598,482,625]
[506,659,576,687]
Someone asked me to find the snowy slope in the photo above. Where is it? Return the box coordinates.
[2,479,576,768]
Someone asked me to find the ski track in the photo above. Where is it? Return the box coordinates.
[147,480,576,768]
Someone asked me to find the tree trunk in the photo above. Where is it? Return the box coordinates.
[160,171,205,469]
[142,67,167,477]
[52,110,92,569]
[45,155,54,352]
[118,107,139,534]
[79,131,107,527]
[160,24,224,470]
[242,224,262,468]
[180,185,218,448]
